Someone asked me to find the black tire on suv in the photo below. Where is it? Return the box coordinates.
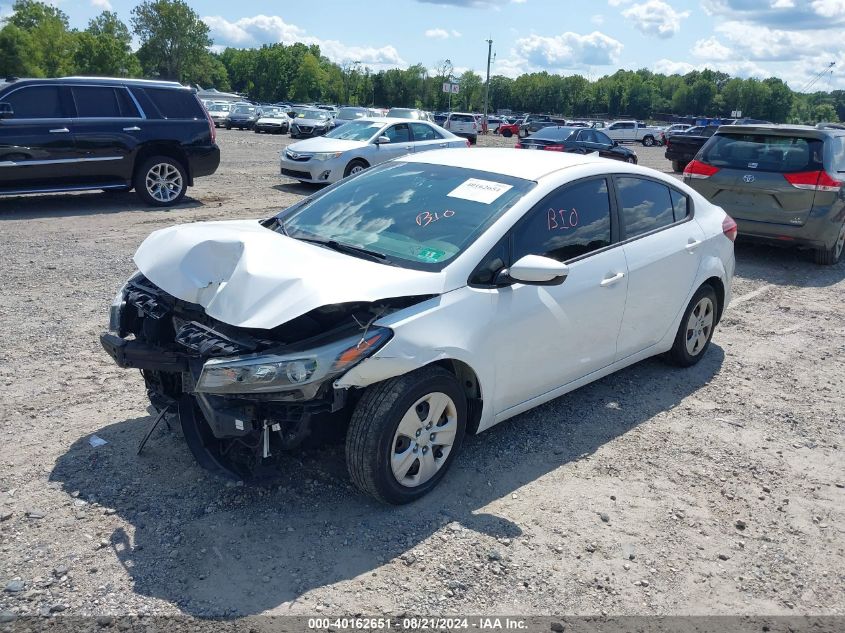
[134,156,188,207]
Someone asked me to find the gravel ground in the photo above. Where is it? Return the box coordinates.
[0,130,843,620]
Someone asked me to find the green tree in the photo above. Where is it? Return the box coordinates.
[0,24,39,76]
[131,0,211,82]
[3,0,76,76]
[292,52,324,101]
[73,11,139,76]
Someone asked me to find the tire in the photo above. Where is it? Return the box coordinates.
[254,128,260,134]
[346,366,467,504]
[814,221,845,265]
[667,284,718,367]
[642,135,655,147]
[225,124,231,130]
[502,129,513,138]
[469,136,477,145]
[671,160,683,173]
[627,156,636,164]
[343,159,368,178]
[133,156,188,207]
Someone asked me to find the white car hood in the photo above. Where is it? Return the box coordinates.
[288,137,368,153]
[133,220,448,330]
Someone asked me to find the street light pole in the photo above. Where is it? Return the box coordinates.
[483,39,493,134]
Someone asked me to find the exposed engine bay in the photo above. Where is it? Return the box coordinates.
[101,274,431,479]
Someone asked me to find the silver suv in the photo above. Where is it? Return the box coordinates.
[684,124,845,265]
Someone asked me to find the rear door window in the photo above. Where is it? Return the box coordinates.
[72,87,119,118]
[410,122,442,141]
[616,177,676,239]
[513,178,612,263]
[700,133,823,173]
[140,88,204,119]
[3,86,65,119]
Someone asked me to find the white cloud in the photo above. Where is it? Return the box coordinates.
[202,14,405,68]
[652,59,696,75]
[702,0,845,28]
[622,0,690,38]
[91,0,112,9]
[511,30,624,71]
[691,36,732,61]
[652,58,768,79]
[424,28,450,39]
[591,14,605,25]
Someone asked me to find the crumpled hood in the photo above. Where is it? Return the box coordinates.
[133,220,448,330]
[287,137,366,153]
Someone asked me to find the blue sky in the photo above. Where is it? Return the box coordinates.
[5,0,844,90]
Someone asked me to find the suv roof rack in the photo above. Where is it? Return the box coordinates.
[815,122,845,130]
[4,76,19,83]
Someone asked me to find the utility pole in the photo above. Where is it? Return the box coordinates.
[483,38,493,133]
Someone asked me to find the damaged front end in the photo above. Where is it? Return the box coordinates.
[101,274,420,479]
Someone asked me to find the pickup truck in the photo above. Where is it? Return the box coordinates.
[604,120,663,146]
[663,125,719,172]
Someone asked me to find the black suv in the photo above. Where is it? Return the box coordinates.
[0,77,220,206]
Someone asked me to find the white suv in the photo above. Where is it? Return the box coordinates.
[443,112,478,144]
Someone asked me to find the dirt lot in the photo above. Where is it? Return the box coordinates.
[0,130,843,620]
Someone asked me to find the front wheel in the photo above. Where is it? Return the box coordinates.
[346,366,467,504]
[134,156,187,207]
[343,159,368,178]
[627,156,636,164]
[667,285,718,367]
[814,221,845,265]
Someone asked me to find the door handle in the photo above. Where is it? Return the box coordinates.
[685,239,702,252]
[49,128,70,133]
[600,272,625,287]
[123,126,141,132]
[439,143,447,147]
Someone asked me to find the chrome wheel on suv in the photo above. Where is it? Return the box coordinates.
[134,156,188,207]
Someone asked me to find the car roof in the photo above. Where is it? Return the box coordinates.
[56,76,189,89]
[348,117,435,125]
[717,124,842,139]
[401,147,605,181]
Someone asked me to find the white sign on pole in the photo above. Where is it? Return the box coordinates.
[442,82,451,93]
[731,110,742,118]
[443,82,460,94]
[451,84,460,94]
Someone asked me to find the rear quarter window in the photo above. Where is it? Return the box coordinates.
[137,88,204,120]
[827,135,845,173]
[701,133,824,173]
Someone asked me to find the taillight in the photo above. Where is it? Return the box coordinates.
[465,139,471,148]
[684,159,719,179]
[198,97,216,143]
[722,215,738,242]
[544,145,565,152]
[514,142,523,149]
[783,170,842,192]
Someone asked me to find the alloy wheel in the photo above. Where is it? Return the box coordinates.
[145,163,183,204]
[685,296,714,356]
[835,223,845,260]
[391,392,458,488]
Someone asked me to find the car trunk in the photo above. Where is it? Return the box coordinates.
[688,131,825,227]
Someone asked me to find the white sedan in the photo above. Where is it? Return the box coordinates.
[102,149,735,504]
[279,117,468,184]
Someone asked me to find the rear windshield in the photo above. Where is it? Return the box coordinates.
[139,88,204,119]
[700,133,824,173]
[450,114,475,123]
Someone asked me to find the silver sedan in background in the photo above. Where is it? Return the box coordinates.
[280,117,469,184]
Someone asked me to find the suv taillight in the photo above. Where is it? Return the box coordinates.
[684,159,719,179]
[199,98,216,143]
[783,170,842,192]
[722,215,738,242]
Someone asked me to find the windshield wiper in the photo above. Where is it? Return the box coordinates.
[295,236,389,264]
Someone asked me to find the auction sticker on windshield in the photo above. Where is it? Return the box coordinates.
[448,178,513,204]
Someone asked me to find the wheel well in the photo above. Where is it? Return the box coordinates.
[433,359,483,435]
[703,276,725,324]
[349,158,369,168]
[134,144,192,185]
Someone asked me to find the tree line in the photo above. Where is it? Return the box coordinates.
[1,0,842,123]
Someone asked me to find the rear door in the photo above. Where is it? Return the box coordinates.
[690,132,823,227]
[409,122,450,153]
[0,84,79,192]
[70,85,141,185]
[615,176,705,359]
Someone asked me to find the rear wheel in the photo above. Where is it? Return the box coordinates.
[642,135,655,147]
[671,160,683,173]
[627,156,636,164]
[346,366,467,504]
[469,136,477,145]
[814,221,845,265]
[502,129,513,138]
[134,156,187,207]
[667,285,718,367]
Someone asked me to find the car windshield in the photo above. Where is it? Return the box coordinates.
[700,133,824,173]
[270,162,535,270]
[208,103,229,112]
[261,108,285,118]
[338,107,368,120]
[298,110,329,120]
[325,120,384,141]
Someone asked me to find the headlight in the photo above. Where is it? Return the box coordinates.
[312,152,342,161]
[108,271,142,334]
[195,326,392,395]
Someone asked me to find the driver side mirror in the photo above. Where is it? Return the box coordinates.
[498,255,570,286]
[0,103,13,119]
[375,135,391,144]
[613,140,619,147]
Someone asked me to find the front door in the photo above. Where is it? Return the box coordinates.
[488,177,629,414]
[0,84,79,192]
[375,123,414,162]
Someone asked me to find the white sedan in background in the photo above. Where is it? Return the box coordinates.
[279,117,468,184]
[103,148,735,504]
